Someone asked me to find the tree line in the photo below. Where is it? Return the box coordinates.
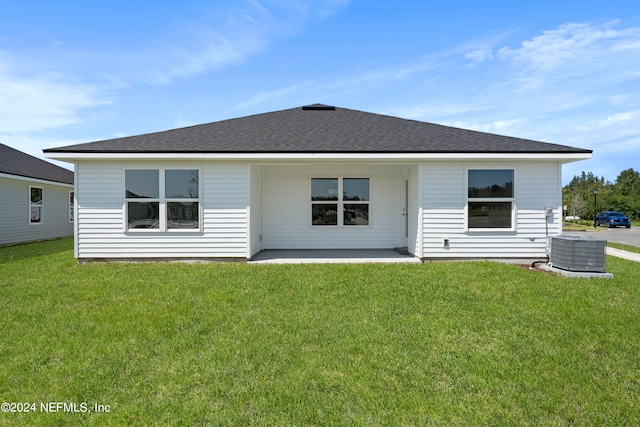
[563,168,640,221]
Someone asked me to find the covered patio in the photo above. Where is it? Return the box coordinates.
[249,249,421,264]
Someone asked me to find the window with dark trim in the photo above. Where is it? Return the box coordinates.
[311,178,369,226]
[467,169,514,229]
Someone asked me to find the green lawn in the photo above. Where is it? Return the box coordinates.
[1,238,639,426]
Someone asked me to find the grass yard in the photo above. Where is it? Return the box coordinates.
[1,238,639,426]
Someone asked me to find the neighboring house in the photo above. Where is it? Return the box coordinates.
[1,143,74,246]
[44,104,592,262]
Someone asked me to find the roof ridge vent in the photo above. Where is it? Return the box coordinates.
[302,104,336,110]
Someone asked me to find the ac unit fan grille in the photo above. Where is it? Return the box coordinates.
[549,235,606,273]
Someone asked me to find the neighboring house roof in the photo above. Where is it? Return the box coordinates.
[44,104,592,154]
[0,143,74,184]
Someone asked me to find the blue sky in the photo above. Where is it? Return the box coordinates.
[2,0,639,184]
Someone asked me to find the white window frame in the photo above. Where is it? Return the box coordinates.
[310,177,371,227]
[465,168,516,232]
[124,168,202,233]
[29,186,43,225]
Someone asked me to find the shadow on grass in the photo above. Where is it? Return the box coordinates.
[0,237,74,264]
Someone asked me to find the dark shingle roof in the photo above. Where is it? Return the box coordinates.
[0,143,74,184]
[44,105,592,154]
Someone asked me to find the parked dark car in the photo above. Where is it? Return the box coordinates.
[595,211,631,228]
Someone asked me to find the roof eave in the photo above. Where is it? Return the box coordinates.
[44,151,593,162]
[0,171,74,186]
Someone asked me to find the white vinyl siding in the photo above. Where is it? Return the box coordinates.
[405,165,421,257]
[0,176,73,246]
[420,161,561,259]
[74,161,248,260]
[262,164,404,249]
[69,157,564,261]
[249,165,263,257]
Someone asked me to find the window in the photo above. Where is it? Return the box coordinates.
[165,169,199,229]
[467,169,514,230]
[69,191,75,222]
[311,178,338,225]
[311,178,369,226]
[125,169,199,231]
[30,186,43,224]
[126,170,160,229]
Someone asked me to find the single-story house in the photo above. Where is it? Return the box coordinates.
[44,104,592,262]
[1,143,74,246]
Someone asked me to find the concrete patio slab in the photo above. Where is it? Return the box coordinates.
[249,249,422,264]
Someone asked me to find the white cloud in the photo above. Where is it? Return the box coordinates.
[465,46,493,63]
[450,119,526,135]
[314,0,352,20]
[336,60,440,86]
[233,52,450,111]
[497,21,640,89]
[0,57,109,134]
[1,0,352,144]
[103,0,352,86]
[366,21,640,183]
[383,104,489,121]
[234,81,318,110]
[603,110,640,124]
[400,21,640,129]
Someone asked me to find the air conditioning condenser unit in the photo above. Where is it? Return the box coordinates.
[548,234,607,273]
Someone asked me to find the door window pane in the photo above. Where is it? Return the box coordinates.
[167,202,199,229]
[125,170,159,198]
[468,170,513,198]
[344,204,369,225]
[166,170,199,198]
[468,202,512,228]
[127,202,159,229]
[312,204,338,225]
[343,178,369,201]
[311,179,338,201]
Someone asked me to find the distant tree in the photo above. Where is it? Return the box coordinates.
[614,168,640,197]
[608,169,640,219]
[563,168,640,221]
[564,192,586,220]
[563,172,606,220]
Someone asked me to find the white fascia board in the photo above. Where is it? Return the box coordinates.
[45,152,593,162]
[0,172,74,188]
